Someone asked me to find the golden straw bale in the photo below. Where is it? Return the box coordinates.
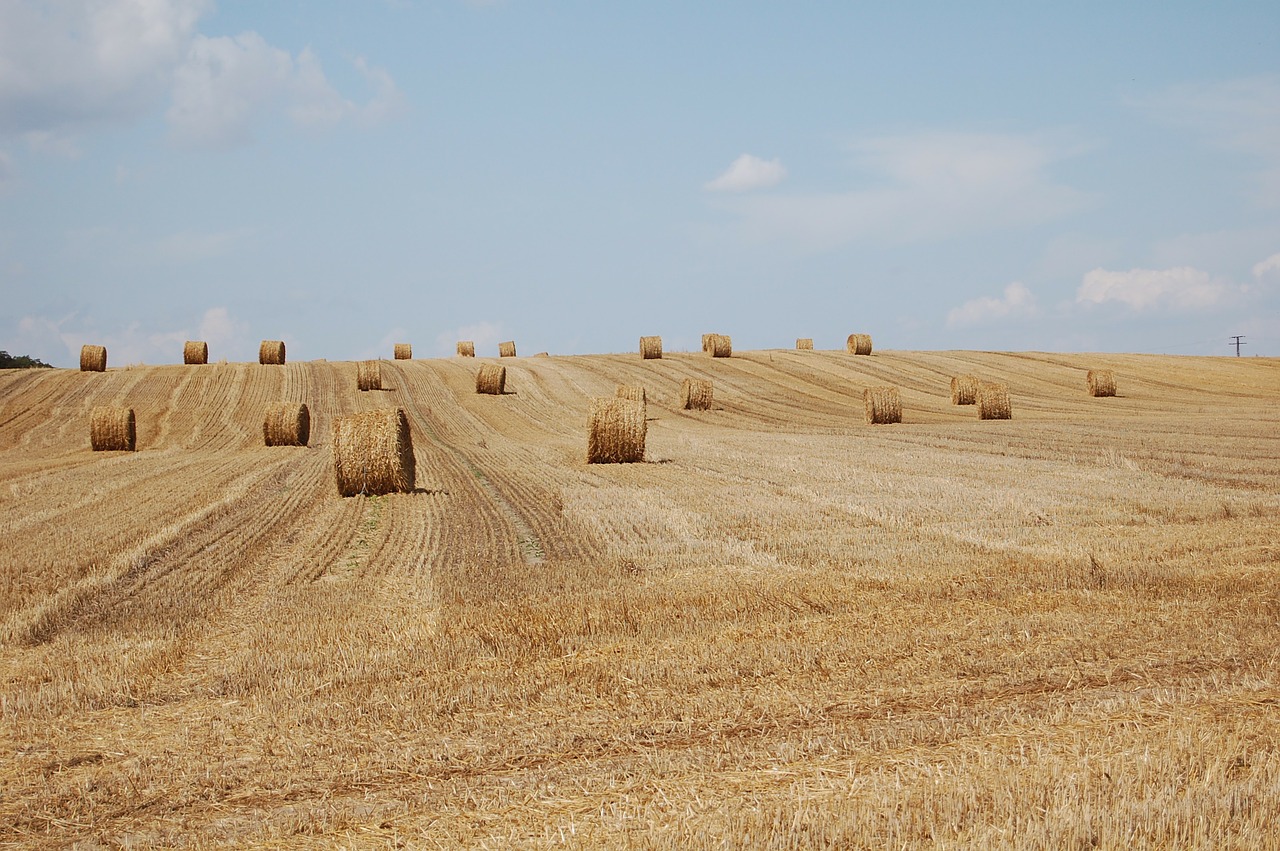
[702,334,714,352]
[183,341,208,365]
[586,397,646,464]
[615,384,647,404]
[394,343,412,360]
[977,381,1012,420]
[950,374,979,405]
[263,402,310,447]
[680,377,713,410]
[90,406,135,451]
[332,408,415,496]
[846,334,873,355]
[457,341,476,357]
[498,341,517,358]
[640,335,663,359]
[476,363,506,395]
[708,334,732,358]
[80,345,107,372]
[863,387,902,424]
[796,338,814,350]
[357,360,383,391]
[1087,369,1117,397]
[259,340,286,365]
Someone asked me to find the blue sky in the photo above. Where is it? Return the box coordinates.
[2,1,1279,365]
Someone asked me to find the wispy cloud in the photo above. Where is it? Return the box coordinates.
[1076,266,1237,311]
[1253,251,1280,278]
[705,154,787,192]
[947,282,1037,327]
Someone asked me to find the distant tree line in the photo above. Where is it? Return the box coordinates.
[0,350,55,369]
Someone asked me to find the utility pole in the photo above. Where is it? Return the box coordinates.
[1229,335,1246,356]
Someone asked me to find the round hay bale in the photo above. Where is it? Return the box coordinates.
[680,377,713,410]
[950,374,979,405]
[80,345,107,372]
[846,334,873,355]
[457,341,476,357]
[701,333,715,352]
[532,352,550,357]
[263,402,310,447]
[615,383,647,404]
[357,360,383,391]
[863,387,902,425]
[796,338,814,351]
[90,406,135,451]
[977,381,1012,420]
[587,397,646,464]
[476,363,506,395]
[183,341,208,365]
[332,408,415,496]
[708,334,732,358]
[259,340,286,365]
[1087,369,1116,397]
[498,341,517,358]
[394,343,412,360]
[640,335,663,359]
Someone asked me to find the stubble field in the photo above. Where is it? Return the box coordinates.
[1,347,1277,848]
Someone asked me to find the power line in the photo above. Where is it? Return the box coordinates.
[1229,335,1246,356]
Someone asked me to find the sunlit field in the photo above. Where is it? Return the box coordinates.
[1,348,1277,848]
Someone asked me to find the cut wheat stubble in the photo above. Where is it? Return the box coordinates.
[864,386,902,424]
[332,408,416,496]
[476,363,506,395]
[587,397,646,464]
[90,406,135,451]
[263,402,310,447]
[80,345,107,372]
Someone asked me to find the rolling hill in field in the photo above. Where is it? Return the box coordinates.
[1,348,1278,848]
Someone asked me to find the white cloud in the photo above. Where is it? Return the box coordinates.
[13,306,250,366]
[1076,266,1237,311]
[1252,252,1280,278]
[435,321,503,357]
[947,282,1037,327]
[0,149,12,192]
[705,154,787,192]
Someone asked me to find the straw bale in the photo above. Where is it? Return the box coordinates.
[640,335,663,359]
[90,406,135,451]
[357,360,383,391]
[259,340,286,365]
[394,343,412,360]
[332,408,415,496]
[1087,369,1117,397]
[796,338,814,351]
[680,377,713,410]
[457,341,476,357]
[864,386,902,424]
[586,397,646,464]
[702,334,714,352]
[846,334,873,355]
[263,402,310,447]
[183,341,208,365]
[499,340,517,358]
[476,363,506,395]
[977,381,1012,420]
[80,345,107,372]
[708,334,732,358]
[615,383,647,404]
[950,374,979,405]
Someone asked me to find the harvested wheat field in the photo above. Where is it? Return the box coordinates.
[1,348,1279,848]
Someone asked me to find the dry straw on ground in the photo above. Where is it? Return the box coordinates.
[707,334,732,358]
[847,334,873,355]
[680,377,714,410]
[586,397,646,463]
[476,364,506,395]
[950,374,979,405]
[80,345,106,372]
[615,383,647,416]
[183,341,208,365]
[864,386,902,424]
[89,406,135,451]
[457,341,476,357]
[1088,369,1117,397]
[259,340,286,365]
[640,336,663,359]
[796,338,814,350]
[499,341,517,358]
[332,408,415,496]
[394,343,412,360]
[357,361,383,392]
[263,402,310,447]
[978,381,1012,420]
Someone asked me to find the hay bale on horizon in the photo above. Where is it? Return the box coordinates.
[80,345,107,372]
[357,360,383,391]
[864,387,902,425]
[332,408,415,496]
[587,397,646,464]
[259,340,286,365]
[796,338,814,351]
[640,335,663,359]
[498,341,517,358]
[846,334,873,355]
[680,377,713,410]
[90,406,135,451]
[707,334,732,358]
[183,341,208,365]
[977,381,1012,420]
[263,402,310,447]
[476,363,506,395]
[394,343,412,360]
[457,341,476,357]
[701,334,714,352]
[1087,369,1117,397]
[950,374,979,405]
